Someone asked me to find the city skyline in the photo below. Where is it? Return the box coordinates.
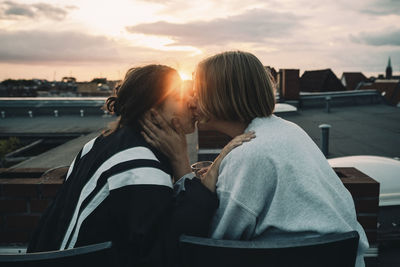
[0,0,399,81]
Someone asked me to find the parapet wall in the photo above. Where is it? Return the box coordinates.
[0,168,65,245]
[0,167,379,246]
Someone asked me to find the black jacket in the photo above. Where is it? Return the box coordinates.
[27,126,218,267]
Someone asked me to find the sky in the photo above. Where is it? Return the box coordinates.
[0,0,399,81]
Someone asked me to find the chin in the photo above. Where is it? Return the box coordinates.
[183,126,195,134]
[183,121,196,134]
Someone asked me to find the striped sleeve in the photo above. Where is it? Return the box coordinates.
[61,146,172,250]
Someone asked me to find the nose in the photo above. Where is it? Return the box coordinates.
[187,95,198,113]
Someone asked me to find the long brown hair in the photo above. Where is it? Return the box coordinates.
[104,64,178,135]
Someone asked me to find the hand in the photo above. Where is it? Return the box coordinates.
[140,109,191,179]
[200,131,256,192]
[218,131,256,160]
[196,167,210,178]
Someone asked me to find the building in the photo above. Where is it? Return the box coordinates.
[300,69,345,92]
[341,72,368,91]
[359,79,400,106]
[76,79,119,96]
[386,57,393,79]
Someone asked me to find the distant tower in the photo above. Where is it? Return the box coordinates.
[386,57,392,79]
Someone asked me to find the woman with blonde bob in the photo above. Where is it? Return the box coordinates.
[142,51,369,267]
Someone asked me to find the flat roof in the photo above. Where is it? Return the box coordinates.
[4,102,399,168]
[1,115,114,136]
[279,103,400,159]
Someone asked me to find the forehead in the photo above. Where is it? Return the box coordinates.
[166,73,181,89]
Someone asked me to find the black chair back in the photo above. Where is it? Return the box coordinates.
[0,241,116,267]
[180,231,359,267]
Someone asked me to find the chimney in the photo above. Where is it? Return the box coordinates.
[279,69,300,100]
[319,124,331,156]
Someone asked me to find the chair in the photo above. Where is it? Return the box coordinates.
[0,241,116,267]
[179,231,359,267]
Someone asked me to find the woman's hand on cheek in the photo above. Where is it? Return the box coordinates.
[140,109,191,180]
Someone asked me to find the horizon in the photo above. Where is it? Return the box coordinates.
[0,67,396,83]
[0,0,399,81]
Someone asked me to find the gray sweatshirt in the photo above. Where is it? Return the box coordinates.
[209,115,369,267]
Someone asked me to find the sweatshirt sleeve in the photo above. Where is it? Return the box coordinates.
[210,148,277,240]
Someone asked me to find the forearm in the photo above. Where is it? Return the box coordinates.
[200,152,225,192]
[170,154,191,182]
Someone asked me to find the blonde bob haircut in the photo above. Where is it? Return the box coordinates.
[194,51,275,123]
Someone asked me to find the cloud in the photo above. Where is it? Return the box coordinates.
[0,30,122,63]
[351,28,400,46]
[137,0,176,3]
[0,29,198,67]
[360,0,400,16]
[0,1,75,20]
[126,9,302,47]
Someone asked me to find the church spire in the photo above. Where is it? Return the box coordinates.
[386,57,392,79]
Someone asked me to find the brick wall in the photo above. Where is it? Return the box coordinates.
[0,166,379,246]
[335,167,380,244]
[198,130,231,149]
[279,69,300,100]
[0,168,65,245]
[197,122,232,149]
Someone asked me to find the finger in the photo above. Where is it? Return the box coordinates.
[143,111,152,121]
[141,131,158,148]
[235,132,256,142]
[150,109,170,130]
[242,136,254,142]
[141,116,163,135]
[241,131,256,138]
[198,167,209,176]
[141,122,161,141]
[241,131,255,136]
[143,112,159,128]
[172,118,185,135]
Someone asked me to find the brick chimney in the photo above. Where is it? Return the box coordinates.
[279,69,300,100]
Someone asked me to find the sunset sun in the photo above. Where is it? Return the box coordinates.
[178,71,191,81]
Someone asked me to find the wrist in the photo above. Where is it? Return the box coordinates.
[171,156,191,179]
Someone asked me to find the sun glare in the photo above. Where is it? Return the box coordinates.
[178,71,191,81]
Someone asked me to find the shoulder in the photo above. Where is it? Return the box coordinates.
[219,137,277,187]
[106,145,173,191]
[223,131,273,167]
[94,133,173,189]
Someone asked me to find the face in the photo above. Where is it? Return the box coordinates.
[193,74,212,125]
[193,69,222,131]
[158,74,198,134]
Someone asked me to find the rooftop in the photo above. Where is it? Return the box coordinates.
[0,115,114,137]
[280,103,400,159]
